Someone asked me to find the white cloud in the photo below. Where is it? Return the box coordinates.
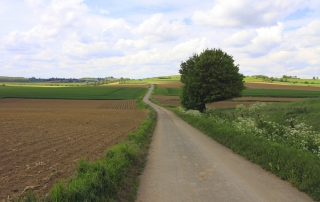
[226,30,257,47]
[99,9,109,15]
[24,0,45,8]
[296,19,320,36]
[134,13,188,42]
[115,39,148,51]
[0,0,319,79]
[192,0,309,27]
[241,22,284,56]
[169,38,211,61]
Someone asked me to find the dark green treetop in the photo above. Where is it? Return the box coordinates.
[179,48,245,112]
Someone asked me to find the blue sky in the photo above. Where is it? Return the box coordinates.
[0,0,319,79]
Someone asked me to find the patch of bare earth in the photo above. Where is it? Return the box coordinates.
[154,82,183,88]
[0,99,147,200]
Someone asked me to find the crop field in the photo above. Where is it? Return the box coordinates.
[152,95,309,108]
[0,99,148,200]
[244,82,320,90]
[153,87,320,98]
[153,87,180,96]
[243,89,320,97]
[152,82,320,108]
[0,86,146,100]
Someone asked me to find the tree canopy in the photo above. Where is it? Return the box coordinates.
[179,48,245,112]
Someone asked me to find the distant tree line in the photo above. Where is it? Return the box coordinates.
[0,76,117,83]
[158,76,172,79]
[252,75,319,84]
[0,76,29,82]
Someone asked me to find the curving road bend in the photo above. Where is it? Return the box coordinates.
[136,85,313,202]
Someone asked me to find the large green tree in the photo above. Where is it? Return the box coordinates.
[179,48,245,112]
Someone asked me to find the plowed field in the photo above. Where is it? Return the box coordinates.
[0,99,148,200]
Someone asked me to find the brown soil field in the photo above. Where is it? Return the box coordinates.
[0,99,147,200]
[104,83,148,88]
[152,96,307,108]
[244,82,320,91]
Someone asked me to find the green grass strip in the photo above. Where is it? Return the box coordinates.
[0,86,146,100]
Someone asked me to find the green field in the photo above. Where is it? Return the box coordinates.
[1,82,89,87]
[243,88,320,98]
[0,86,146,100]
[152,87,320,98]
[153,87,180,96]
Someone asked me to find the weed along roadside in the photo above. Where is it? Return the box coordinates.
[166,101,320,201]
[15,88,156,201]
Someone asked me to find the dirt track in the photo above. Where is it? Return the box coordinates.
[0,99,147,200]
[136,85,313,202]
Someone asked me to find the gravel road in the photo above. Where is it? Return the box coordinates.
[136,85,313,202]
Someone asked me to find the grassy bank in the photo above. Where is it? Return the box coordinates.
[168,99,320,201]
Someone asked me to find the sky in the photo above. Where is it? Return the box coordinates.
[0,0,319,79]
